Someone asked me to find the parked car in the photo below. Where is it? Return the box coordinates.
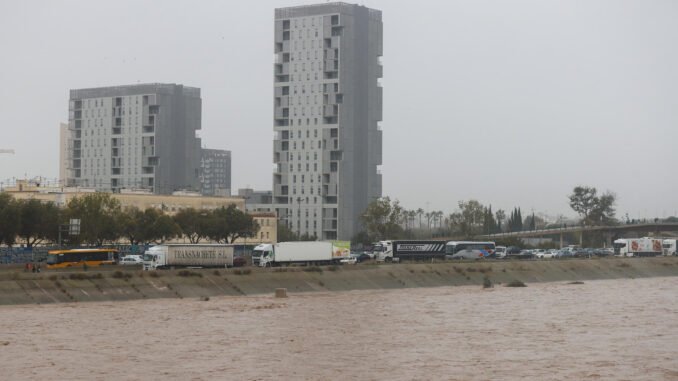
[233,256,247,267]
[506,246,521,255]
[355,253,372,263]
[573,248,588,258]
[119,256,143,265]
[536,249,558,259]
[340,256,357,265]
[556,250,574,258]
[596,248,613,257]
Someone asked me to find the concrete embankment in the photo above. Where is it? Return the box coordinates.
[1,257,677,305]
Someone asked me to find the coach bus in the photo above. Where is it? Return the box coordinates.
[445,241,496,259]
[46,249,119,268]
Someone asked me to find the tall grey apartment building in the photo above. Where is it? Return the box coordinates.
[66,83,202,194]
[200,148,231,196]
[273,3,383,240]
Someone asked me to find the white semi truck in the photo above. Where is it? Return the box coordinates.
[142,244,234,270]
[613,238,663,257]
[252,241,350,267]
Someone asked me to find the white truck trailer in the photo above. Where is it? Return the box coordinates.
[613,238,663,257]
[252,241,350,267]
[142,244,234,270]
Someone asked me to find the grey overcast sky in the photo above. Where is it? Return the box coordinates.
[1,0,677,220]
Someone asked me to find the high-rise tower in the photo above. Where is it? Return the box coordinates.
[67,83,202,194]
[272,3,383,240]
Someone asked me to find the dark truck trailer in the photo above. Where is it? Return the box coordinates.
[374,240,447,262]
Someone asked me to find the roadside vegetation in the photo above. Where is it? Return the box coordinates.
[0,192,260,247]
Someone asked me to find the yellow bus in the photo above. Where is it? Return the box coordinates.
[46,249,119,268]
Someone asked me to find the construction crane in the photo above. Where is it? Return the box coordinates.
[0,149,15,154]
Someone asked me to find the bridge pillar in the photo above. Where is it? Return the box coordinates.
[560,233,563,249]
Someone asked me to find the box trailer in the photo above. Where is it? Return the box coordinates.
[373,240,447,262]
[142,244,234,270]
[613,238,663,257]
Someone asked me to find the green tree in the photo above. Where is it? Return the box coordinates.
[568,186,617,226]
[482,205,497,234]
[507,207,523,232]
[173,208,210,243]
[351,230,373,246]
[66,193,122,245]
[359,197,404,240]
[148,214,182,244]
[416,208,424,229]
[0,194,21,246]
[17,199,60,247]
[118,207,145,245]
[206,205,260,244]
[495,209,506,232]
[277,223,298,242]
[448,200,486,238]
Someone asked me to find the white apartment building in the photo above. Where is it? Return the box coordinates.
[273,3,383,240]
[66,83,202,194]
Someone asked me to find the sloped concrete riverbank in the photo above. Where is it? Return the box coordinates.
[1,257,677,305]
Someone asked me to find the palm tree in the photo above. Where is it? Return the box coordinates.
[436,211,444,230]
[408,210,416,231]
[417,208,424,229]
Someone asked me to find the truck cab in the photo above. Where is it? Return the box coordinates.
[494,246,507,259]
[142,245,167,270]
[373,241,394,262]
[252,243,274,267]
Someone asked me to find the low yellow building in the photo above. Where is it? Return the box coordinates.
[3,180,276,244]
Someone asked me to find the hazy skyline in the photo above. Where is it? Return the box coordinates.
[1,0,677,220]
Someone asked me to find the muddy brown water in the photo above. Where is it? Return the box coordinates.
[1,277,677,380]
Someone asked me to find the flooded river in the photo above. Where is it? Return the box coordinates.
[1,277,677,380]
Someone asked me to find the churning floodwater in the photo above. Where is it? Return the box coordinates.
[1,277,677,380]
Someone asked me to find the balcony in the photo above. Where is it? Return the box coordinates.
[324,60,339,72]
[275,63,289,75]
[275,107,289,119]
[323,105,338,117]
[275,74,290,83]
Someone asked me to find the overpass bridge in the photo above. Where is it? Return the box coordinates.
[444,223,678,248]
